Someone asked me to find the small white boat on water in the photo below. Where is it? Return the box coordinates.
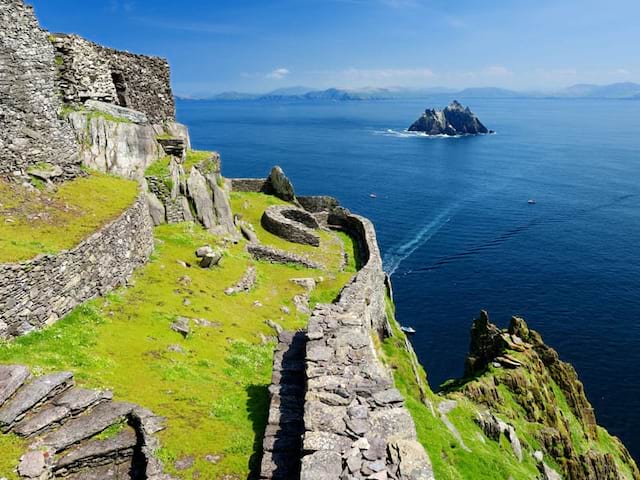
[527,199,536,205]
[400,326,416,334]
[370,193,377,199]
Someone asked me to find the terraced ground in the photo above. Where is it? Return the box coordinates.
[0,191,357,479]
[0,172,139,263]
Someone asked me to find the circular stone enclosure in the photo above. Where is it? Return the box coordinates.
[261,205,321,247]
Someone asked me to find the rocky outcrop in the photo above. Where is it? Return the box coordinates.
[457,311,640,480]
[67,111,175,179]
[261,205,321,246]
[408,101,491,136]
[230,167,297,203]
[0,191,153,339]
[0,0,80,177]
[145,154,236,236]
[265,166,296,202]
[0,365,172,479]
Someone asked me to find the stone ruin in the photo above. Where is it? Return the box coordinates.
[49,34,175,124]
[0,0,79,177]
[0,0,181,180]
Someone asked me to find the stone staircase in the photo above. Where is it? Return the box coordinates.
[260,331,307,480]
[0,365,171,480]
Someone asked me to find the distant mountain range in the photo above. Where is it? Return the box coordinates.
[176,82,640,102]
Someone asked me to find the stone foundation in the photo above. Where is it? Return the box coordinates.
[0,192,154,339]
[261,205,321,247]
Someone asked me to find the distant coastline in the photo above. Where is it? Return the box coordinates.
[177,82,640,102]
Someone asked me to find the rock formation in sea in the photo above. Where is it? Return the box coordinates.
[408,100,491,135]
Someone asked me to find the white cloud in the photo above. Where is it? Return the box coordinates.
[342,67,434,82]
[615,68,631,76]
[266,68,290,80]
[483,65,513,77]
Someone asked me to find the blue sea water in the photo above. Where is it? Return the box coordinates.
[177,97,640,459]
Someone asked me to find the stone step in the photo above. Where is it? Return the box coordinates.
[14,404,70,437]
[14,388,113,438]
[42,401,136,453]
[60,460,134,480]
[54,388,113,415]
[54,427,138,473]
[0,371,73,429]
[0,365,31,407]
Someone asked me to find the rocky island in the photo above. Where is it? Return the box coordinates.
[0,1,637,479]
[408,100,492,135]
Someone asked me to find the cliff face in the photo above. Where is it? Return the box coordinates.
[455,311,639,480]
[407,101,490,136]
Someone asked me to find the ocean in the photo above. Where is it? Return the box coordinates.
[177,97,640,459]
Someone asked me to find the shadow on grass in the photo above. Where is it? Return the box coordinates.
[246,384,270,479]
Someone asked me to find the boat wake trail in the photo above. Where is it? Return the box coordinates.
[404,193,636,276]
[383,205,458,277]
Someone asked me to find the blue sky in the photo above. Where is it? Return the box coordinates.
[30,0,640,96]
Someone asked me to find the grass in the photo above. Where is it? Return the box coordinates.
[230,192,349,273]
[59,104,133,124]
[144,151,216,179]
[0,172,139,263]
[184,150,217,173]
[144,155,172,178]
[0,434,26,479]
[377,297,542,480]
[0,192,358,479]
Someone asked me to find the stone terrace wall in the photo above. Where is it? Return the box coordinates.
[327,209,388,335]
[0,0,79,176]
[230,178,268,193]
[0,192,154,339]
[51,34,175,123]
[299,210,432,479]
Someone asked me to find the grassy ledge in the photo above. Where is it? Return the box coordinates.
[0,172,139,263]
[0,192,357,479]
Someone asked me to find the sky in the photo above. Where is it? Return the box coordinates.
[29,0,640,96]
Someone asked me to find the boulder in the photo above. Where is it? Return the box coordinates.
[387,439,435,480]
[200,251,222,269]
[266,166,296,202]
[187,167,217,230]
[408,100,491,136]
[146,191,166,226]
[170,318,190,338]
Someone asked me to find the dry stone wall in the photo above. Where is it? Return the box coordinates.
[0,192,154,339]
[299,211,431,479]
[51,34,175,123]
[260,204,432,479]
[0,0,79,176]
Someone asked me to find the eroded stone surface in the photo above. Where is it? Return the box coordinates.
[0,372,73,428]
[0,365,31,407]
[42,401,135,452]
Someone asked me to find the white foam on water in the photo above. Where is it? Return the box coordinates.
[373,129,497,138]
[383,204,458,277]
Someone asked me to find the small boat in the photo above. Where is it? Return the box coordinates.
[527,199,536,205]
[400,326,416,334]
[369,193,377,199]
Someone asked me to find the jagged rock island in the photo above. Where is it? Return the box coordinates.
[0,1,638,479]
[408,100,492,135]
